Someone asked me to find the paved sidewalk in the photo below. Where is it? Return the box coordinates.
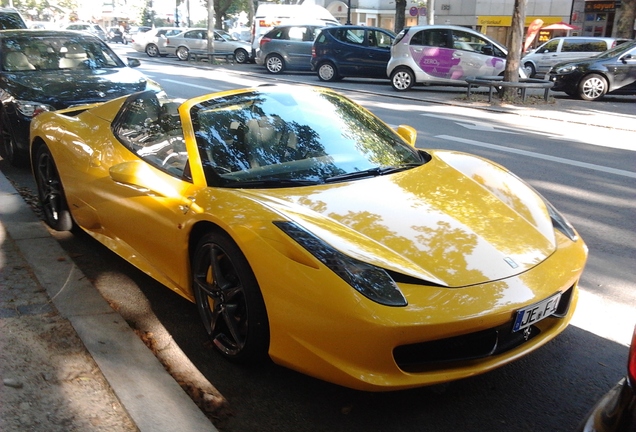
[0,173,216,431]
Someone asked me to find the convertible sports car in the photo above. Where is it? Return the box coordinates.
[30,85,588,391]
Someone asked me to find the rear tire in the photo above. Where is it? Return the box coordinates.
[390,68,414,91]
[145,44,159,57]
[176,46,190,61]
[234,49,248,64]
[317,62,339,82]
[265,54,284,74]
[33,144,73,231]
[523,62,536,78]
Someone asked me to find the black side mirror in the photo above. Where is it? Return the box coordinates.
[127,57,141,68]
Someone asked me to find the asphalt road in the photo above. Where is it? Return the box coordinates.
[2,46,635,432]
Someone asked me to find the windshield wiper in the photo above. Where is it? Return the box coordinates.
[324,164,421,183]
[224,178,321,188]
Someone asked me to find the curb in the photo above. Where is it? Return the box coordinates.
[0,172,217,432]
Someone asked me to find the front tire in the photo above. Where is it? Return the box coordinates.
[265,54,284,74]
[578,74,607,101]
[391,68,414,91]
[33,144,73,231]
[317,62,339,82]
[192,230,269,363]
[0,110,28,167]
[234,48,248,64]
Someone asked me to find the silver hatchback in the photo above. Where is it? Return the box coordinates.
[387,25,511,91]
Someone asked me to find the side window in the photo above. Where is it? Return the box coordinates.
[342,29,365,45]
[114,93,188,179]
[541,40,559,53]
[288,26,305,42]
[367,30,392,48]
[418,29,449,47]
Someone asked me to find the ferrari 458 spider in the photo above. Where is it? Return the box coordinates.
[30,85,588,391]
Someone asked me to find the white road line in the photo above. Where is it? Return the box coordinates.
[436,135,636,179]
[162,79,217,91]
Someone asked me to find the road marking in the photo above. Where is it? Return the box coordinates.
[436,135,636,178]
[162,79,217,91]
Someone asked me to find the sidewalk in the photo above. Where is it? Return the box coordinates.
[0,174,216,431]
[1,66,634,431]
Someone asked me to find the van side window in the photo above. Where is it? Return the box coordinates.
[541,40,559,53]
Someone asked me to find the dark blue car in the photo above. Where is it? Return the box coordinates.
[310,25,395,82]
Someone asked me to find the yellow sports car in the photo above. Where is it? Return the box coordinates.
[30,85,588,391]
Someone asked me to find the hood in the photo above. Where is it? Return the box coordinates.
[245,151,557,288]
[1,67,150,109]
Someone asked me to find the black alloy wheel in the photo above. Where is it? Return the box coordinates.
[33,144,73,231]
[192,231,269,363]
[0,111,27,167]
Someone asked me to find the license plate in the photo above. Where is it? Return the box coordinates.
[512,292,561,333]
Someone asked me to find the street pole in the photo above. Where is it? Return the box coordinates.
[207,0,215,61]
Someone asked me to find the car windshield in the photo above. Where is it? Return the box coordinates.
[1,34,124,72]
[594,41,636,59]
[191,86,426,188]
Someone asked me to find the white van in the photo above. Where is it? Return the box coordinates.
[251,4,339,55]
[522,37,630,77]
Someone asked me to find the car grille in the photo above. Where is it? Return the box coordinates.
[393,286,574,372]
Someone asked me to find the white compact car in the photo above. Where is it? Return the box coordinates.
[387,25,518,91]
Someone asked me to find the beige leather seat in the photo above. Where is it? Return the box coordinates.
[3,51,35,71]
[59,43,88,68]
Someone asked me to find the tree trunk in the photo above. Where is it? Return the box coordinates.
[395,0,407,33]
[502,0,527,98]
[616,0,636,39]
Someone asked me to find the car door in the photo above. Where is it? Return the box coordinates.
[408,28,456,83]
[283,25,317,69]
[357,29,394,78]
[330,27,368,75]
[609,46,636,91]
[88,92,198,292]
[183,29,207,51]
[534,39,561,75]
[449,29,506,79]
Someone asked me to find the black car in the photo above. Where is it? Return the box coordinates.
[577,326,636,432]
[0,7,27,29]
[0,30,162,166]
[547,40,636,101]
[310,25,395,82]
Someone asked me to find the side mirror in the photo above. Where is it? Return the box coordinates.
[127,57,141,68]
[621,54,633,64]
[396,125,417,147]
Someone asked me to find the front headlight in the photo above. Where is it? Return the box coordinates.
[554,64,577,74]
[274,221,408,307]
[15,100,54,118]
[544,200,578,242]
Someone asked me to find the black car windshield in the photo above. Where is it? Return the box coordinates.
[191,86,427,188]
[1,35,124,72]
[594,41,636,59]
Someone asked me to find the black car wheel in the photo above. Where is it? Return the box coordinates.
[192,230,269,363]
[578,74,607,101]
[145,43,160,57]
[234,48,248,64]
[391,68,414,91]
[265,54,284,74]
[176,46,190,61]
[33,144,73,232]
[317,62,340,82]
[0,110,27,167]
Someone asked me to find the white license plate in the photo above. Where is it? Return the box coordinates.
[513,292,561,333]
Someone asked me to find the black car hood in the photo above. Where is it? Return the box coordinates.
[1,67,149,109]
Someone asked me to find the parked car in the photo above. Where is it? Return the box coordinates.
[577,326,635,432]
[30,84,587,391]
[106,26,127,44]
[255,24,323,74]
[166,28,251,63]
[0,29,163,166]
[311,25,396,81]
[63,22,108,42]
[547,40,636,100]
[0,7,27,29]
[522,36,631,77]
[387,25,516,91]
[131,26,184,57]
